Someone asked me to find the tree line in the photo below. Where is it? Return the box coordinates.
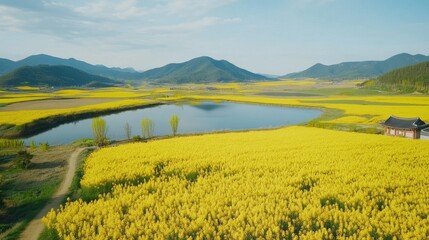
[92,115,180,146]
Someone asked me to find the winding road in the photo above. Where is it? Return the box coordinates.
[19,147,87,240]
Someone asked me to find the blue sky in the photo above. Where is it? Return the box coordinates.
[0,0,428,75]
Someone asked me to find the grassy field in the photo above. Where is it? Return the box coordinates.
[0,145,76,240]
[43,127,429,239]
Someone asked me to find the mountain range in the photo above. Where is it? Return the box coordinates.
[0,65,115,87]
[0,54,139,80]
[285,53,429,80]
[1,53,428,87]
[0,55,268,85]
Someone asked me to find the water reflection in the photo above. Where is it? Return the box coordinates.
[190,102,226,111]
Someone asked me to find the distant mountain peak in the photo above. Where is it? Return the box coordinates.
[0,54,139,79]
[195,56,215,60]
[139,56,268,83]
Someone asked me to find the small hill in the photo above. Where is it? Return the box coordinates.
[139,56,268,83]
[0,65,116,87]
[365,61,429,92]
[285,53,429,80]
[0,54,140,80]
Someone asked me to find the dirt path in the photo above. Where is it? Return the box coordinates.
[19,147,87,240]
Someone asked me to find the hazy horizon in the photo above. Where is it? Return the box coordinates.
[1,0,428,75]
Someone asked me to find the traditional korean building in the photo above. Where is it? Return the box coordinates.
[381,115,429,139]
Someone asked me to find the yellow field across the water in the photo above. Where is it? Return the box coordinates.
[43,126,429,239]
[171,95,429,124]
[0,99,154,125]
[2,86,429,127]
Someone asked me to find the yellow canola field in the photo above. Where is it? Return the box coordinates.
[0,99,154,125]
[53,89,150,98]
[43,127,429,239]
[15,86,41,91]
[0,93,52,104]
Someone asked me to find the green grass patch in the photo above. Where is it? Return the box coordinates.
[0,139,24,148]
[0,146,73,239]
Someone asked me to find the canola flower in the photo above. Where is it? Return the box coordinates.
[0,93,52,104]
[0,99,155,125]
[16,86,41,91]
[43,127,429,239]
[54,88,150,98]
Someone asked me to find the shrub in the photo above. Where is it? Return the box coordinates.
[40,142,50,151]
[13,150,33,169]
[132,135,142,142]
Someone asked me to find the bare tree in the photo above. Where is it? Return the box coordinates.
[124,122,132,140]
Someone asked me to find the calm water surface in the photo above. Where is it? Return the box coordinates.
[24,102,321,145]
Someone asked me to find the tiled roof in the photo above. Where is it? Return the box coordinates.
[381,115,429,129]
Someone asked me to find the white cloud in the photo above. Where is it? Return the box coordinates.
[0,6,24,31]
[0,0,241,57]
